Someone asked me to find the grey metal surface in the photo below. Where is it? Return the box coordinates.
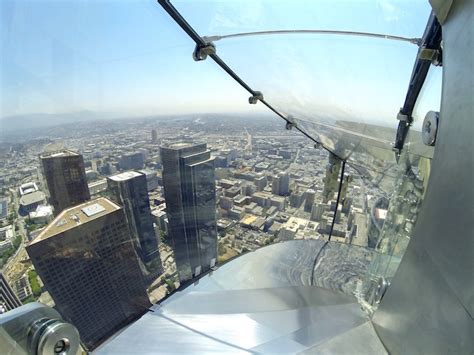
[373,0,474,353]
[429,0,454,24]
[299,322,387,355]
[0,302,80,355]
[95,240,384,354]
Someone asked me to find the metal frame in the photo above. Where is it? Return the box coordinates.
[393,12,442,159]
[156,0,343,157]
[203,29,421,46]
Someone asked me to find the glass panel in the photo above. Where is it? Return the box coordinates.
[174,0,431,38]
[1,0,439,351]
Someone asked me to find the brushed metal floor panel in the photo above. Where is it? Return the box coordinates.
[299,322,387,355]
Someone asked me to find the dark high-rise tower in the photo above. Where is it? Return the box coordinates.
[40,150,90,215]
[160,143,217,283]
[151,129,158,143]
[119,152,145,170]
[26,198,150,350]
[0,273,22,314]
[107,171,162,276]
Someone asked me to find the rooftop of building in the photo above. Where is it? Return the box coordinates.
[121,151,143,157]
[31,197,121,244]
[19,191,45,206]
[253,191,273,198]
[151,209,167,217]
[138,169,157,176]
[108,171,143,181]
[40,149,79,159]
[88,179,108,187]
[29,205,53,218]
[19,182,38,195]
[162,142,206,151]
[241,214,258,225]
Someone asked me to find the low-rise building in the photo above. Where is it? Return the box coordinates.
[0,225,14,252]
[19,191,46,214]
[29,205,54,224]
[14,275,33,301]
[19,182,38,196]
[88,179,108,195]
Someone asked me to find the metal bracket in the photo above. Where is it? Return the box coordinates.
[192,42,216,61]
[248,91,263,104]
[419,46,442,66]
[393,109,413,160]
[397,110,410,123]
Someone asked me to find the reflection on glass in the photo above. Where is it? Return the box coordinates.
[0,0,440,351]
[160,143,218,283]
[358,150,431,313]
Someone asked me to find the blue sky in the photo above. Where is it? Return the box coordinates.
[1,0,439,127]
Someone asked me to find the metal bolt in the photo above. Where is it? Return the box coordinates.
[422,111,439,146]
[54,339,70,354]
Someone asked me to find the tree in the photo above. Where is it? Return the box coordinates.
[165,278,176,293]
[28,270,42,297]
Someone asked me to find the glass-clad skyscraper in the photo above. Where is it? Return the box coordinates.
[40,150,90,216]
[107,171,162,277]
[0,273,21,314]
[160,143,217,283]
[26,198,150,350]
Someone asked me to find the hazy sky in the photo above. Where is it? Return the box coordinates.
[1,0,440,127]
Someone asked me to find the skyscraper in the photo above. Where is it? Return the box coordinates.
[107,171,162,276]
[0,273,22,314]
[40,150,90,216]
[151,129,158,143]
[119,152,145,170]
[272,171,290,196]
[304,189,316,212]
[311,203,326,222]
[26,198,150,350]
[160,143,217,283]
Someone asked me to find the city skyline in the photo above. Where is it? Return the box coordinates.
[0,112,429,350]
[0,1,468,353]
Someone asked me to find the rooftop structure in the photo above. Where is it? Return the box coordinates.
[29,205,53,224]
[32,198,120,243]
[107,170,142,181]
[88,179,108,195]
[19,191,46,214]
[19,182,38,195]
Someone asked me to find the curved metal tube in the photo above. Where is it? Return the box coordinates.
[203,30,421,46]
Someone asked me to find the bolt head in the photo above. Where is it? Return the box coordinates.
[422,111,439,146]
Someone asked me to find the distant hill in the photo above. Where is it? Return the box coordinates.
[0,111,113,133]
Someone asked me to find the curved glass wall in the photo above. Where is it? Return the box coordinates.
[0,0,440,352]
